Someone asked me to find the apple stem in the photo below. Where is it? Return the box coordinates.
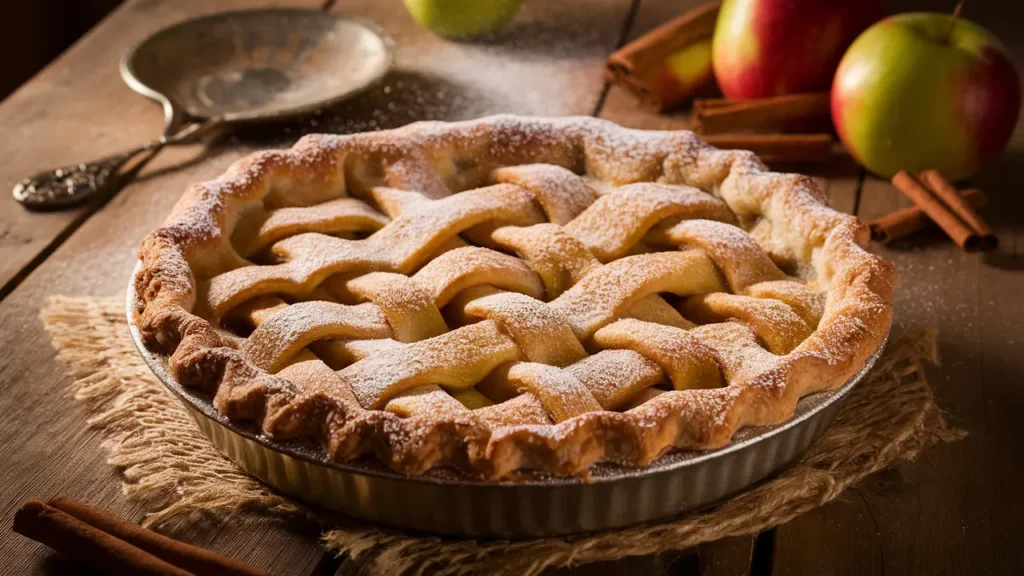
[945,0,965,44]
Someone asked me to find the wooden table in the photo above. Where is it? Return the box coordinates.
[1,0,1020,574]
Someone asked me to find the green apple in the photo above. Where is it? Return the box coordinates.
[832,13,1021,180]
[403,0,522,39]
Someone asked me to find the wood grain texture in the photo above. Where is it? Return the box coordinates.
[0,1,333,575]
[0,0,329,300]
[698,536,755,576]
[0,1,632,575]
[317,0,632,130]
[1,0,1021,573]
[775,157,1024,576]
[772,1,1024,574]
[0,149,337,576]
[553,551,697,575]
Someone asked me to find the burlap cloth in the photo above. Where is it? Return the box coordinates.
[42,296,964,575]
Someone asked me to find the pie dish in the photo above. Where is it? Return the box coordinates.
[134,115,895,480]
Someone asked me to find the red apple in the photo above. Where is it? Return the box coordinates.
[712,0,884,99]
[832,13,1021,180]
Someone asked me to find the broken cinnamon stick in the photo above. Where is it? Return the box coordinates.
[891,171,981,251]
[606,2,721,112]
[47,496,269,576]
[13,500,192,576]
[694,92,833,134]
[918,169,997,250]
[869,187,986,244]
[703,133,834,164]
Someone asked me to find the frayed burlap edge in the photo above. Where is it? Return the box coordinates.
[41,296,299,531]
[42,296,965,576]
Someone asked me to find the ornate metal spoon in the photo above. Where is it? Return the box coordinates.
[13,8,393,211]
[13,119,219,210]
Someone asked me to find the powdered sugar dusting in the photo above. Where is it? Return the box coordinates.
[138,115,894,479]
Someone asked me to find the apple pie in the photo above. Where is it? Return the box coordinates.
[134,116,894,479]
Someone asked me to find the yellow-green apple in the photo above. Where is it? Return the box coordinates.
[403,0,522,39]
[651,40,717,108]
[712,0,884,98]
[832,13,1021,180]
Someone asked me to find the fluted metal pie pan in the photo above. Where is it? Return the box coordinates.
[126,263,884,537]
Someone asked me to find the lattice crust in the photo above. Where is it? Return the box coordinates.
[134,116,895,479]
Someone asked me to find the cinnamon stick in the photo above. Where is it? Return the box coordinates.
[703,133,834,164]
[869,187,986,244]
[918,169,997,250]
[47,496,270,576]
[693,97,742,113]
[891,171,981,251]
[13,500,193,576]
[606,2,721,112]
[694,92,833,134]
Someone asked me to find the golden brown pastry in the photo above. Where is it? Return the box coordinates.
[134,116,894,479]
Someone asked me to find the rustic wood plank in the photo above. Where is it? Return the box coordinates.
[806,158,861,215]
[0,153,333,576]
[773,1,1024,574]
[0,0,328,301]
[773,172,1009,576]
[0,1,336,575]
[317,0,632,131]
[553,551,697,575]
[770,489,883,576]
[776,156,1023,576]
[968,160,1024,573]
[698,536,755,576]
[0,1,633,574]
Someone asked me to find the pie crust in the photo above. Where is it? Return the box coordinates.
[134,116,895,479]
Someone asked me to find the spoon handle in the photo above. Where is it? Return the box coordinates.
[13,140,166,210]
[12,119,222,211]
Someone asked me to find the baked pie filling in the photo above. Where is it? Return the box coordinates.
[135,116,894,479]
